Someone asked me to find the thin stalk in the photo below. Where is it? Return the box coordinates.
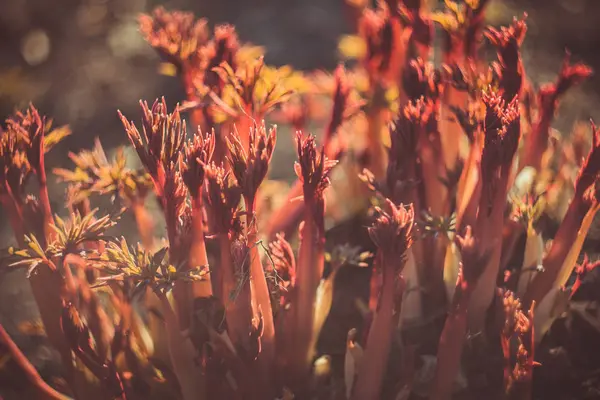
[37,167,55,246]
[0,323,69,400]
[190,195,212,299]
[246,201,275,362]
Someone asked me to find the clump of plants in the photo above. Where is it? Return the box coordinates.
[1,0,599,399]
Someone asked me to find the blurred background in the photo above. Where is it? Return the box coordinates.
[1,0,600,180]
[1,0,600,380]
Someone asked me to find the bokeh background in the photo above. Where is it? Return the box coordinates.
[1,0,600,379]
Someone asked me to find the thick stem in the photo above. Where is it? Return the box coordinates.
[418,126,449,216]
[131,200,154,250]
[219,234,235,308]
[156,290,205,400]
[418,131,449,313]
[247,229,275,353]
[220,235,253,351]
[351,258,403,400]
[165,194,191,330]
[469,170,511,331]
[0,323,69,400]
[430,283,472,400]
[288,212,326,389]
[248,233,276,398]
[28,264,74,380]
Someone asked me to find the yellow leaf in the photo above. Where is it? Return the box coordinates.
[556,203,600,288]
[338,35,367,60]
[346,0,368,9]
[516,230,544,297]
[236,45,265,65]
[158,62,178,77]
[443,239,461,300]
[311,274,336,362]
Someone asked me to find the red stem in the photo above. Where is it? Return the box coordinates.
[156,290,205,400]
[220,234,253,351]
[430,283,472,400]
[37,169,55,246]
[245,198,276,396]
[287,211,326,390]
[131,200,154,250]
[469,167,511,330]
[0,323,69,400]
[351,257,404,400]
